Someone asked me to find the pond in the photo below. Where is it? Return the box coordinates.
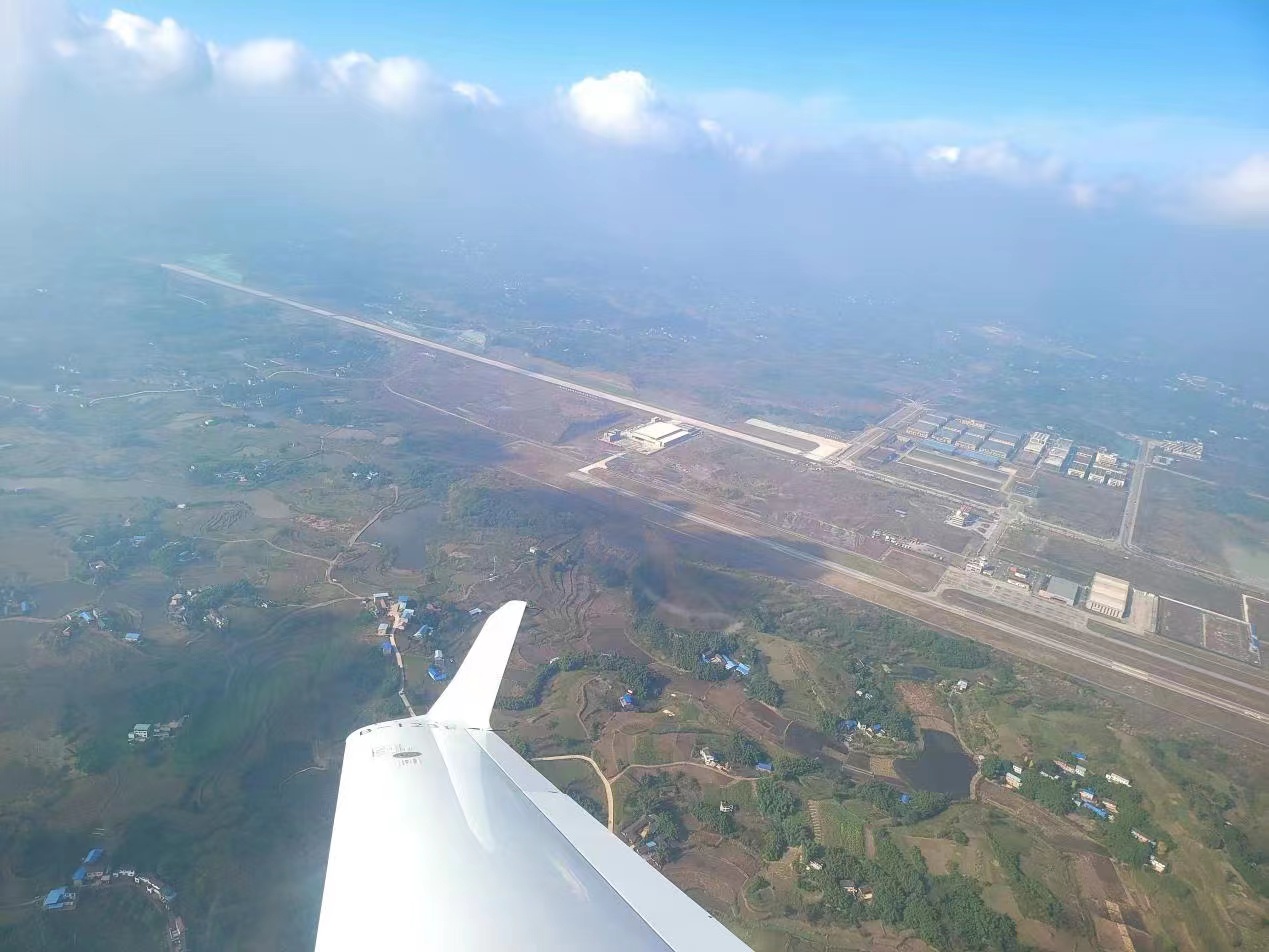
[362,504,441,571]
[894,729,976,798]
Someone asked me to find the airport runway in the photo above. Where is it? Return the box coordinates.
[164,264,1268,730]
[163,265,814,460]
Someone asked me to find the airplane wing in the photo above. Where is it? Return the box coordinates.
[316,600,753,951]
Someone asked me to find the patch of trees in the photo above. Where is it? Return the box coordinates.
[988,832,1064,926]
[772,755,820,781]
[755,778,800,821]
[808,834,1019,950]
[73,516,185,577]
[446,483,580,535]
[495,651,660,711]
[624,772,688,852]
[722,731,767,767]
[690,799,738,836]
[745,669,784,706]
[631,600,786,702]
[1018,771,1074,815]
[566,786,605,824]
[744,595,992,672]
[835,665,916,741]
[856,781,949,823]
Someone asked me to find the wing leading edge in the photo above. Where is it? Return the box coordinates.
[316,601,752,952]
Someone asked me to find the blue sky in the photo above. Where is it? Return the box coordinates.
[81,0,1269,124]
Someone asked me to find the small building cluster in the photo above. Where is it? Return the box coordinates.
[44,845,185,942]
[699,651,752,676]
[127,716,187,745]
[965,560,1133,620]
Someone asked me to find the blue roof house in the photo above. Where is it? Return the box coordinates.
[755,762,773,773]
[734,662,751,676]
[83,848,104,865]
[427,665,447,681]
[43,887,75,911]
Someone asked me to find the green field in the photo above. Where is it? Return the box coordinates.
[813,799,869,854]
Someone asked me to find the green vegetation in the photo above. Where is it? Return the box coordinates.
[72,515,198,581]
[722,731,767,767]
[446,483,580,535]
[495,651,660,711]
[807,833,1019,950]
[987,830,1064,926]
[857,781,949,823]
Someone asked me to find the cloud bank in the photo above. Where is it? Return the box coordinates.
[1,1,1266,374]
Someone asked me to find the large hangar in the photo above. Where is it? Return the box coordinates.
[1086,573,1131,619]
[628,420,694,451]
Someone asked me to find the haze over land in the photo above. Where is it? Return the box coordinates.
[3,0,1269,378]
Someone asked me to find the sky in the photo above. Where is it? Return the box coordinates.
[2,0,1268,370]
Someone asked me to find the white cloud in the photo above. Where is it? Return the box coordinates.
[1195,153,1269,223]
[324,51,431,113]
[213,38,311,89]
[926,145,961,164]
[451,81,501,108]
[566,70,667,144]
[923,140,1066,186]
[54,8,210,88]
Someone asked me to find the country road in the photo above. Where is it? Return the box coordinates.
[534,754,615,832]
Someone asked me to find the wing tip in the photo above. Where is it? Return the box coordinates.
[425,599,527,729]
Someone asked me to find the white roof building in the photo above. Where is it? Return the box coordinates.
[628,420,694,450]
[1086,573,1131,619]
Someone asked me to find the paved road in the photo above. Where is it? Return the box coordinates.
[1119,438,1153,548]
[534,754,615,832]
[569,471,1269,728]
[162,265,816,460]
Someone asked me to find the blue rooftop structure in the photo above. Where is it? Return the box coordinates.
[125,632,142,643]
[899,793,912,804]
[397,596,409,607]
[381,642,394,656]
[43,887,74,910]
[734,662,751,676]
[72,866,87,885]
[841,719,858,731]
[1072,752,1088,761]
[873,724,883,732]
[755,762,773,773]
[427,665,447,681]
[83,848,104,864]
[1080,801,1109,819]
[78,611,93,622]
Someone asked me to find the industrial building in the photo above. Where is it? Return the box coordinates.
[1086,573,1131,619]
[628,420,694,450]
[1039,576,1080,606]
[1043,438,1074,469]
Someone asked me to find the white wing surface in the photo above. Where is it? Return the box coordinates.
[316,600,752,951]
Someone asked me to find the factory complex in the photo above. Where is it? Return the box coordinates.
[903,411,1134,490]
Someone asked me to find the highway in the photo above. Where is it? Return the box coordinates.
[164,264,1268,730]
[568,470,1269,729]
[162,265,816,460]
